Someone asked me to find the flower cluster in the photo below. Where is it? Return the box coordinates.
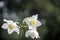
[2,14,41,39]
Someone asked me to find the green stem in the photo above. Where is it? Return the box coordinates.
[19,28,22,40]
[19,28,24,40]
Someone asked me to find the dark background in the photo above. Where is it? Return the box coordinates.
[0,0,60,40]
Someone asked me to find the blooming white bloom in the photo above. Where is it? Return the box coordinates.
[23,14,41,30]
[2,19,20,34]
[25,29,40,38]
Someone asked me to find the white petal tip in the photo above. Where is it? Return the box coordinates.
[17,30,19,34]
[8,32,12,34]
[4,19,8,22]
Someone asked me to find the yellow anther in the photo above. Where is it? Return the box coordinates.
[9,24,14,29]
[30,20,36,25]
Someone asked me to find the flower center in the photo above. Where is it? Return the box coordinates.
[30,20,36,25]
[9,24,14,29]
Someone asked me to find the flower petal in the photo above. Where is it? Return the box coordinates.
[35,20,41,27]
[23,17,30,24]
[4,19,13,23]
[28,26,33,29]
[25,30,30,37]
[4,19,8,22]
[30,32,35,38]
[2,23,8,29]
[31,14,38,20]
[14,28,19,34]
[25,29,40,38]
[34,30,40,38]
[23,17,27,23]
[30,30,40,38]
[12,23,20,28]
[8,28,14,34]
[28,25,37,30]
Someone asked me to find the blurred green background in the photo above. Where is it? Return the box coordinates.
[0,0,60,40]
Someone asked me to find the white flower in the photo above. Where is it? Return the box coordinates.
[25,29,40,38]
[23,14,41,30]
[2,19,20,34]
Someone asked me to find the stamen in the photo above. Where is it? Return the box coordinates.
[9,24,14,29]
[30,20,36,25]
